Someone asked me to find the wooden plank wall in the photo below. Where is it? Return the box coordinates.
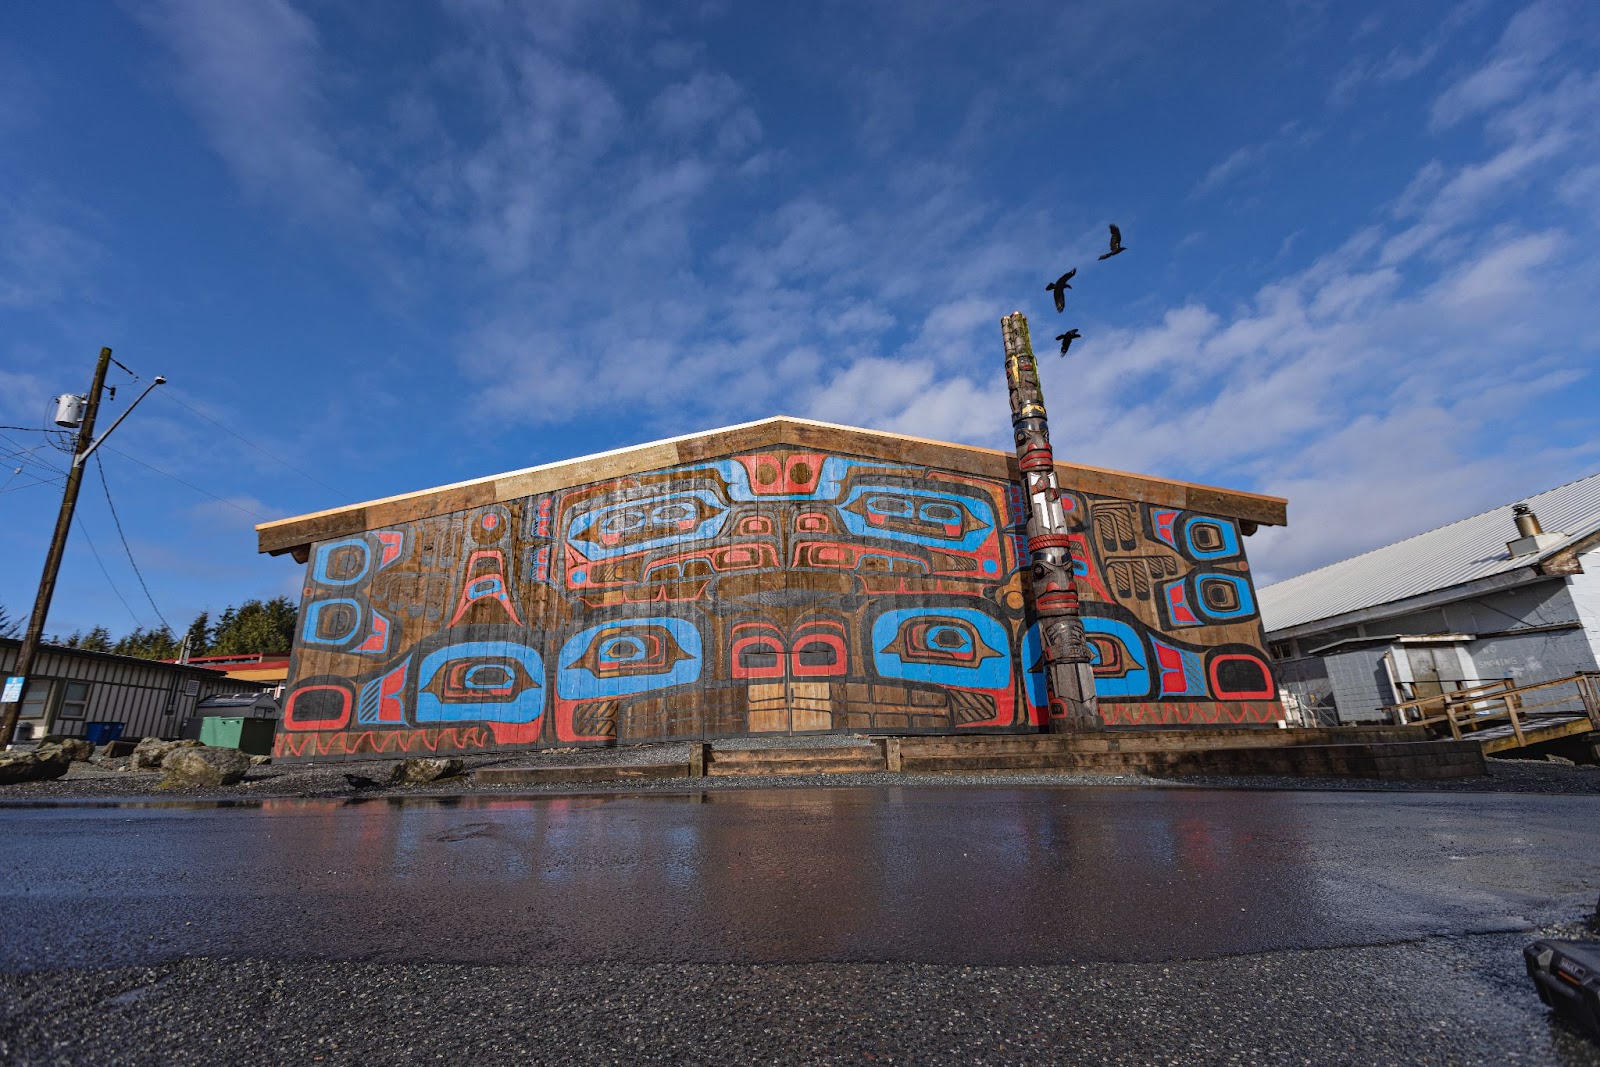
[275,445,1284,761]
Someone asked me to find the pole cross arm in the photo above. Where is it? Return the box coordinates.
[73,376,166,469]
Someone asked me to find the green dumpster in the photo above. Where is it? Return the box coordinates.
[198,716,277,756]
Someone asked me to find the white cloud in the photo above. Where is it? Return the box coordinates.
[1430,0,1563,129]
[135,0,368,224]
[1193,144,1271,198]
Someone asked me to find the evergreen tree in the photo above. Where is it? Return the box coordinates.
[0,603,19,640]
[112,626,179,661]
[183,612,212,659]
[81,626,113,653]
[210,597,297,656]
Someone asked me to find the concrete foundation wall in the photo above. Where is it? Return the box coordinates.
[277,444,1282,760]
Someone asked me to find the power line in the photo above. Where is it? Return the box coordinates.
[93,452,174,633]
[0,473,65,496]
[155,388,345,496]
[71,514,145,629]
[101,444,268,520]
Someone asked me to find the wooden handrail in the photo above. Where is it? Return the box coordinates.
[1384,671,1596,733]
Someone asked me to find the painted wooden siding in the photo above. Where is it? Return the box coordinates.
[277,445,1283,761]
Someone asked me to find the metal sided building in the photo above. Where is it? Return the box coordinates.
[0,639,271,743]
[255,418,1288,761]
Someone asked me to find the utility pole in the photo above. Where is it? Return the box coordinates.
[0,348,165,747]
[1001,313,1100,730]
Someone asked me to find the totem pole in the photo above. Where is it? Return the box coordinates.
[1002,312,1100,730]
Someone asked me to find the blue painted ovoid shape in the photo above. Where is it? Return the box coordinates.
[312,538,371,586]
[301,598,362,645]
[1082,616,1151,698]
[838,485,995,551]
[467,576,504,598]
[1183,517,1240,560]
[1194,573,1256,621]
[565,490,729,560]
[416,641,545,723]
[871,608,1011,690]
[1020,622,1048,708]
[557,617,703,699]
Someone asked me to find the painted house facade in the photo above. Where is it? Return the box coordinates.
[1260,473,1600,724]
[257,418,1288,761]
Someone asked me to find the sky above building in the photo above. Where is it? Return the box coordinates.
[2,0,1598,639]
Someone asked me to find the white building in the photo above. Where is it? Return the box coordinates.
[1260,474,1600,725]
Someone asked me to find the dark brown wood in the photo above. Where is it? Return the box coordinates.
[258,416,1288,556]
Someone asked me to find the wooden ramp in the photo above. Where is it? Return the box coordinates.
[1384,673,1600,756]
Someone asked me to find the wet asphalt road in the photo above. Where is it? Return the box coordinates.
[3,785,1599,1065]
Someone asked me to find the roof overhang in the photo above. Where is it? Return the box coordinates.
[1305,632,1474,656]
[1265,566,1550,642]
[256,415,1288,560]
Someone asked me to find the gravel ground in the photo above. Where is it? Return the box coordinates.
[2,924,1597,1066]
[0,742,1596,803]
[4,742,1597,1065]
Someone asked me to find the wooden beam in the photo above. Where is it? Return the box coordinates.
[257,415,1288,556]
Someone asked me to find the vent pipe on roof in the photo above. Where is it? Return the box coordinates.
[1507,503,1561,557]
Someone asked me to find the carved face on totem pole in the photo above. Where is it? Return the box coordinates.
[1030,555,1080,615]
[1014,421,1053,471]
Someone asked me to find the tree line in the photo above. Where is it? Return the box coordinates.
[0,598,298,661]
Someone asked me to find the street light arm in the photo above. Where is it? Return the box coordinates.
[74,376,166,469]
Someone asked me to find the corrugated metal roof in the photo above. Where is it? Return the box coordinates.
[1260,471,1600,633]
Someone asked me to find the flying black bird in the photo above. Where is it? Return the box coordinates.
[1098,223,1126,260]
[1055,329,1082,355]
[1045,268,1076,312]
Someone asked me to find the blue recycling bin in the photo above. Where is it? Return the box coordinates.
[83,722,125,745]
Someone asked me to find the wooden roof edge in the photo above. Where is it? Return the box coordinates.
[257,415,1287,555]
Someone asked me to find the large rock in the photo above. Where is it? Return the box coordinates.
[389,757,465,785]
[0,749,71,785]
[131,737,200,770]
[159,745,252,788]
[36,738,94,763]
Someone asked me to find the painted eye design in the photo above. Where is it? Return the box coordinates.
[415,641,545,724]
[739,640,783,671]
[872,608,1011,690]
[556,617,703,699]
[864,494,915,518]
[598,507,648,538]
[918,502,962,526]
[567,492,728,553]
[840,485,994,547]
[882,617,1001,668]
[426,656,540,703]
[570,625,694,678]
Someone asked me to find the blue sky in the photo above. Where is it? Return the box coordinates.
[3,0,1598,638]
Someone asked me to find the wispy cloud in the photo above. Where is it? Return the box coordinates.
[1192,144,1272,199]
[1430,0,1564,129]
[134,0,367,223]
[122,0,1600,588]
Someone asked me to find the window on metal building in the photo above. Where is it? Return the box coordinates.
[57,681,91,720]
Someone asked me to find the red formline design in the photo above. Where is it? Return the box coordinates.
[1099,700,1284,726]
[275,725,503,759]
